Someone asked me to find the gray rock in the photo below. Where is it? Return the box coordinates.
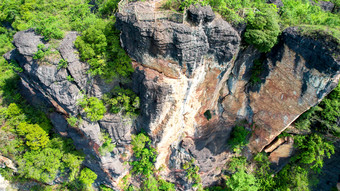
[13,29,44,56]
[116,7,240,77]
[187,4,215,25]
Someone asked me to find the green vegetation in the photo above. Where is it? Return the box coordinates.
[33,44,52,60]
[99,132,116,156]
[249,59,264,85]
[79,168,98,190]
[122,132,175,190]
[164,0,340,53]
[273,133,334,190]
[228,125,250,152]
[16,122,50,150]
[78,96,106,122]
[67,75,75,82]
[225,157,259,191]
[74,20,133,80]
[183,158,203,190]
[67,116,79,127]
[58,58,68,69]
[294,83,340,136]
[103,87,140,117]
[244,5,280,52]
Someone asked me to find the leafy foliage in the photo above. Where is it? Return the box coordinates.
[280,0,340,28]
[67,116,79,127]
[253,153,275,190]
[78,96,106,121]
[183,159,203,190]
[75,20,133,80]
[225,157,259,191]
[99,132,116,156]
[17,147,63,183]
[130,133,157,176]
[16,122,50,150]
[294,134,335,172]
[244,5,280,52]
[294,83,340,136]
[249,59,264,85]
[58,59,68,69]
[228,125,250,152]
[128,132,175,190]
[33,44,52,60]
[79,168,98,190]
[103,87,140,117]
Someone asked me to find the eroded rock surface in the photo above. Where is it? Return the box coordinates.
[3,2,340,189]
[4,29,132,187]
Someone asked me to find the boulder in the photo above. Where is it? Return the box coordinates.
[187,4,215,25]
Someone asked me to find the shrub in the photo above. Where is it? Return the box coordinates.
[249,59,264,85]
[183,158,202,189]
[99,132,115,156]
[103,87,140,117]
[78,96,106,121]
[226,170,259,191]
[226,156,259,191]
[67,75,74,82]
[16,122,50,150]
[244,5,280,52]
[58,59,68,69]
[228,125,250,152]
[33,44,52,60]
[17,148,63,183]
[294,133,335,172]
[79,168,97,190]
[130,133,157,176]
[67,116,79,127]
[204,110,212,120]
[62,152,84,182]
[75,20,133,80]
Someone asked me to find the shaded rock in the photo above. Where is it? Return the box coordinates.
[187,4,215,25]
[264,137,285,153]
[312,0,335,12]
[269,137,295,171]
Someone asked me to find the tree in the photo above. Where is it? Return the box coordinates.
[79,168,97,190]
[17,148,63,183]
[226,170,259,191]
[244,5,280,52]
[228,125,250,152]
[78,96,106,122]
[16,122,49,150]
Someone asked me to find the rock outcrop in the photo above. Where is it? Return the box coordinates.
[3,2,340,189]
[4,29,133,187]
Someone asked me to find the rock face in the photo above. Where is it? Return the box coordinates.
[4,29,133,187]
[3,2,340,189]
[116,2,339,187]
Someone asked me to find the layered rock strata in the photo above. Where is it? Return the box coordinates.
[3,2,340,189]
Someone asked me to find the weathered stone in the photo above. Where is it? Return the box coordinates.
[0,155,17,171]
[3,1,340,188]
[268,137,294,167]
[13,29,44,56]
[187,4,215,25]
[264,138,286,153]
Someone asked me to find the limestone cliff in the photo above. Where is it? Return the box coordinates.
[3,2,340,189]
